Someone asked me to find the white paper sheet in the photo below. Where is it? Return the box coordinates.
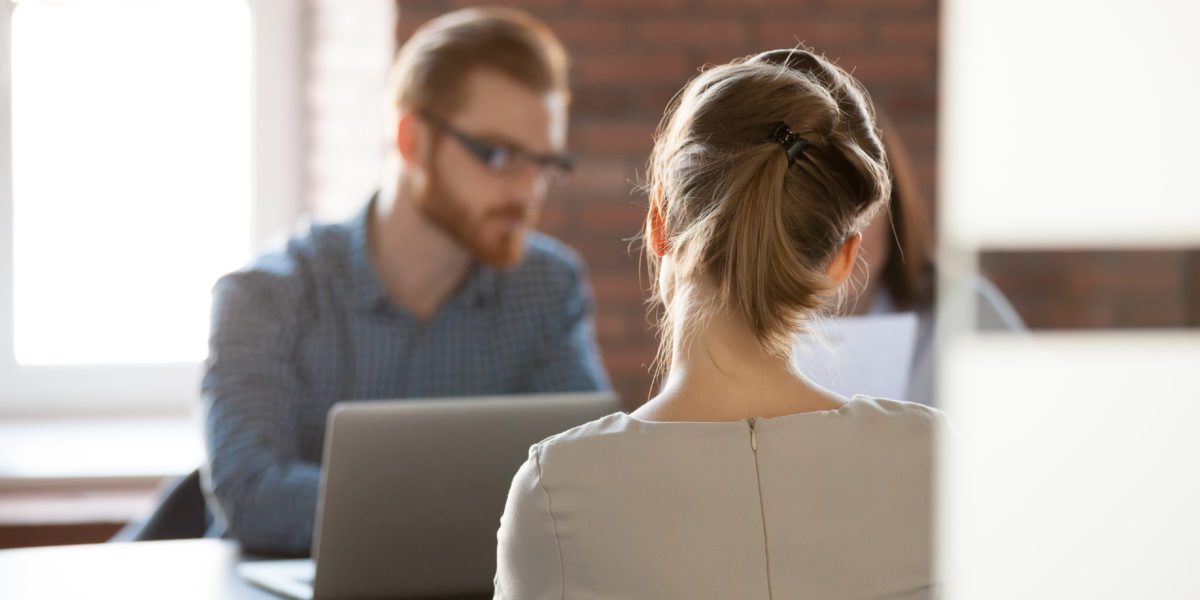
[790,312,919,401]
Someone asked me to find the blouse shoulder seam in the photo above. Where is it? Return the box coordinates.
[532,443,566,599]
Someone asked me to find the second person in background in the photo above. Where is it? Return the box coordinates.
[202,7,610,556]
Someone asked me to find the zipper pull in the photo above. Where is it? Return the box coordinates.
[749,418,758,452]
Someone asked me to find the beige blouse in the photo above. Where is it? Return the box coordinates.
[494,396,945,599]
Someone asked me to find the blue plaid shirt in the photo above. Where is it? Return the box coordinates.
[200,200,611,556]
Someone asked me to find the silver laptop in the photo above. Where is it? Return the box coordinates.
[238,391,619,599]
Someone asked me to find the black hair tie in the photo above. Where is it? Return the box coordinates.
[770,123,811,167]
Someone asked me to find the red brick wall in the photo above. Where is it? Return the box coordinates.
[307,0,395,221]
[981,250,1200,331]
[396,0,940,407]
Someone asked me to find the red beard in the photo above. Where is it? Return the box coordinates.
[416,168,535,268]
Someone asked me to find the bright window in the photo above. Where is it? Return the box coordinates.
[1,0,303,416]
[11,0,252,366]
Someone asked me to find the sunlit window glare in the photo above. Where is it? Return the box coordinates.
[942,0,1200,249]
[12,0,252,365]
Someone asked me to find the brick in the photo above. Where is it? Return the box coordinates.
[549,19,627,47]
[634,86,686,115]
[608,372,656,405]
[876,20,940,47]
[836,52,935,86]
[1187,250,1200,327]
[758,18,869,50]
[909,157,937,205]
[891,120,936,154]
[821,0,933,13]
[700,0,819,8]
[602,347,657,376]
[580,0,688,11]
[537,203,568,231]
[1019,298,1115,330]
[981,250,1197,331]
[592,272,648,304]
[577,53,692,84]
[595,312,630,340]
[1115,299,1187,329]
[634,20,749,47]
[879,92,938,115]
[609,374,655,409]
[688,47,758,70]
[570,85,630,115]
[571,239,644,271]
[577,202,647,231]
[1067,266,1183,299]
[575,120,659,157]
[559,159,633,198]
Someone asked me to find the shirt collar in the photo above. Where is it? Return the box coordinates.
[346,194,502,313]
[456,261,501,310]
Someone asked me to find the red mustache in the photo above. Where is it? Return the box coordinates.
[487,204,529,222]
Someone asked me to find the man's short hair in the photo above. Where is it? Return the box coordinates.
[387,7,570,121]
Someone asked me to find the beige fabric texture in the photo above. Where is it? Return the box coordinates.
[495,396,945,600]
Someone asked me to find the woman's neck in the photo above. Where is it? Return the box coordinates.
[633,283,847,423]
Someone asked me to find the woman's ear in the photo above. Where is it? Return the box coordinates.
[648,186,669,257]
[827,232,863,286]
[649,204,668,257]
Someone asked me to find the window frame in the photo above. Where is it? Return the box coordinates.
[0,0,305,418]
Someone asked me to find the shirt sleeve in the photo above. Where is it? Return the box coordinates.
[524,259,612,394]
[494,444,564,600]
[200,271,320,556]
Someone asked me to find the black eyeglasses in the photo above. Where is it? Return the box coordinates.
[420,111,575,184]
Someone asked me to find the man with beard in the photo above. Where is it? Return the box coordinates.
[201,7,610,556]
